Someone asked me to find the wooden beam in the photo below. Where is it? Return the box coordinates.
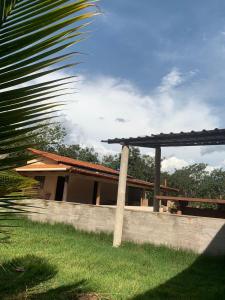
[113,145,129,247]
[96,182,101,205]
[156,195,225,205]
[153,147,161,212]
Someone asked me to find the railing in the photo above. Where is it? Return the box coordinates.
[155,195,225,205]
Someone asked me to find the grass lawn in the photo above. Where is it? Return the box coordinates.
[0,218,225,300]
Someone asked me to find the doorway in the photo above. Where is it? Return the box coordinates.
[92,181,98,205]
[55,176,65,201]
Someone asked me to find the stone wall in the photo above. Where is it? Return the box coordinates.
[22,199,225,255]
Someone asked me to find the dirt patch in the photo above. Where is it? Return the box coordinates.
[78,293,106,300]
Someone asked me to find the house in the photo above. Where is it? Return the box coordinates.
[16,148,177,207]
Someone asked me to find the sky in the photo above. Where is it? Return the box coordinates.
[47,0,225,171]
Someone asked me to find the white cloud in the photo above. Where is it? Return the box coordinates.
[162,156,189,173]
[158,68,183,92]
[30,68,223,170]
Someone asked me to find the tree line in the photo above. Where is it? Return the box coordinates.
[31,123,225,200]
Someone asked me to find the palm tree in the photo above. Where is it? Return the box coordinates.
[0,0,96,170]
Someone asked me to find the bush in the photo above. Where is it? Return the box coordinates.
[0,171,37,197]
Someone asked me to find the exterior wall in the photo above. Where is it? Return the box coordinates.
[67,175,143,206]
[29,173,145,205]
[67,175,94,204]
[100,182,118,205]
[127,187,142,206]
[42,176,58,200]
[21,199,225,255]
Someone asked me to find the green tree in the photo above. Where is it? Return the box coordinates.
[31,122,67,152]
[56,144,100,163]
[102,147,155,181]
[0,0,96,170]
[168,163,208,197]
[102,153,120,171]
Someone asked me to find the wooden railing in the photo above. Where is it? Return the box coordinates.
[155,195,225,205]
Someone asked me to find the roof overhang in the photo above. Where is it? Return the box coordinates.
[16,164,178,192]
[16,167,69,172]
[102,128,225,148]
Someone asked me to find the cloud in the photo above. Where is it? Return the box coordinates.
[158,68,183,92]
[30,68,222,169]
[115,118,129,123]
[162,156,189,173]
[201,145,225,155]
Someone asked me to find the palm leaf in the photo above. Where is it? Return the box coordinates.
[0,0,97,169]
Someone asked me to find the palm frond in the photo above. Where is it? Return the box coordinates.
[0,0,96,169]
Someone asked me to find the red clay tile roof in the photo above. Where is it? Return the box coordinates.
[28,148,120,176]
[23,148,178,192]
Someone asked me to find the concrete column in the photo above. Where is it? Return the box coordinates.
[113,144,129,247]
[153,147,161,212]
[141,189,148,206]
[96,182,101,205]
[62,175,69,202]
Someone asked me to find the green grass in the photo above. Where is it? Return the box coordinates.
[0,218,225,299]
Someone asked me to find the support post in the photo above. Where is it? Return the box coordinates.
[141,189,148,206]
[153,147,161,212]
[113,144,129,247]
[62,175,69,202]
[96,182,101,205]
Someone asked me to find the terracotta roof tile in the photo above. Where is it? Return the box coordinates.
[23,148,179,192]
[28,148,119,175]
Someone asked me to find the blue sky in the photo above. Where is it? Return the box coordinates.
[45,1,225,170]
[79,0,225,100]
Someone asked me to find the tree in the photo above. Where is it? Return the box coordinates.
[0,0,96,170]
[168,164,208,197]
[56,144,100,163]
[30,122,100,163]
[31,122,67,153]
[102,147,155,181]
[102,153,120,171]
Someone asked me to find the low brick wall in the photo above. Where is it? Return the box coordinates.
[20,199,225,255]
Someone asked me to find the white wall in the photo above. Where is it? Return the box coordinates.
[21,199,225,255]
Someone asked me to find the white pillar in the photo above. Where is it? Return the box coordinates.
[153,147,161,212]
[141,189,148,206]
[113,145,129,247]
[62,175,69,202]
[96,182,101,205]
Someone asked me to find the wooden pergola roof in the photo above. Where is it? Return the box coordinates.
[103,128,225,148]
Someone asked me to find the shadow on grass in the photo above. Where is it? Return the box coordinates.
[0,196,44,244]
[131,225,225,300]
[0,255,91,300]
[0,255,57,299]
[30,281,91,300]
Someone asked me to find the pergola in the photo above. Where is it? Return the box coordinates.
[102,128,225,247]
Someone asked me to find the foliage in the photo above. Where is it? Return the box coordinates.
[1,217,225,299]
[102,147,155,181]
[31,123,67,153]
[17,122,225,202]
[168,164,208,197]
[0,171,36,197]
[102,153,120,171]
[30,122,100,163]
[0,0,96,170]
[167,164,225,200]
[57,144,100,163]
